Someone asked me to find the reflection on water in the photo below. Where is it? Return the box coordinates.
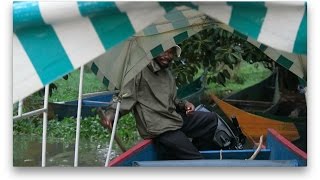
[13,135,122,167]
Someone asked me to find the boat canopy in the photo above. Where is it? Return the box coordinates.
[13,1,307,103]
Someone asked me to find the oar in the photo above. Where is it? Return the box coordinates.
[97,108,127,153]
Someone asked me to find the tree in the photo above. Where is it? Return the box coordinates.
[171,22,273,87]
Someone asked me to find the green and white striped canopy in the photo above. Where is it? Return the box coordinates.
[13,1,307,103]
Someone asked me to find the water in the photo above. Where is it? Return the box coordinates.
[13,135,122,167]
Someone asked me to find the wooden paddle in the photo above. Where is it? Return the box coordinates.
[97,108,127,153]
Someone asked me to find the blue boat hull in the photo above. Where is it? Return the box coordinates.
[49,93,114,120]
[109,129,307,167]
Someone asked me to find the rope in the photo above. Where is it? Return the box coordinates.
[247,135,264,160]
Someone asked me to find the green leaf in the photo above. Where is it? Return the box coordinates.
[215,53,224,60]
[222,69,231,79]
[233,45,242,52]
[219,30,223,37]
[227,53,237,64]
[215,46,223,51]
[227,32,232,38]
[217,72,226,86]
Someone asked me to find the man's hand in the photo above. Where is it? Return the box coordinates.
[185,101,195,115]
[98,108,115,129]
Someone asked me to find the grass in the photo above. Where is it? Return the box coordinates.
[206,61,271,98]
[49,69,107,102]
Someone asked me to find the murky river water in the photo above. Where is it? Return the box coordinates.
[13,135,122,167]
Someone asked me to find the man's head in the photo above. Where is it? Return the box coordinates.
[154,45,181,69]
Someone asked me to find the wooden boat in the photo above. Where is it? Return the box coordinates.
[49,76,204,120]
[219,70,280,114]
[109,128,306,167]
[210,94,300,144]
[48,91,114,120]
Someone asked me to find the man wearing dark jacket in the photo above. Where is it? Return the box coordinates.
[101,46,218,160]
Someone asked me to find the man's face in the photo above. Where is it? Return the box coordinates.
[154,47,176,69]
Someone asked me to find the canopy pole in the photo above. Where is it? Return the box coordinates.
[105,101,121,167]
[74,66,84,167]
[41,85,49,167]
[18,100,23,116]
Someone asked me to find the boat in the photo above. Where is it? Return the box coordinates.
[48,91,114,120]
[217,69,280,114]
[48,76,204,120]
[208,68,306,151]
[210,94,300,144]
[108,128,307,167]
[220,69,307,122]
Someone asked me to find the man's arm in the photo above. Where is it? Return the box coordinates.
[175,99,187,111]
[174,99,195,115]
[110,75,138,115]
[100,74,140,128]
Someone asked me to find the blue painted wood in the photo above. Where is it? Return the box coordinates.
[114,144,158,167]
[133,159,298,167]
[83,94,113,102]
[49,93,114,120]
[267,131,307,166]
[200,149,271,160]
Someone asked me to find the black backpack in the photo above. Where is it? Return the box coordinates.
[195,104,246,150]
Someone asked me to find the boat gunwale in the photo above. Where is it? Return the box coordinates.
[109,139,153,167]
[267,129,307,160]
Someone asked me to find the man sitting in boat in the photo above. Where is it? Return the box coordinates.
[100,46,219,160]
